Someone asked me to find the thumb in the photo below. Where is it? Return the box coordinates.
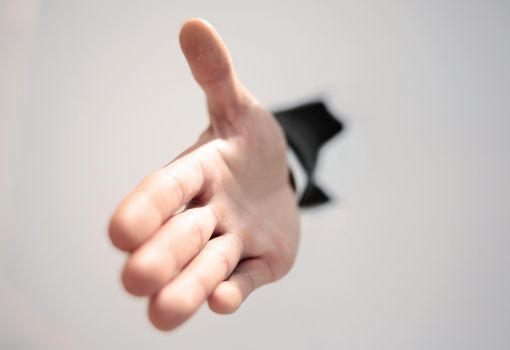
[179,18,253,122]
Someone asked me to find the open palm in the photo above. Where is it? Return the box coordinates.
[108,18,300,331]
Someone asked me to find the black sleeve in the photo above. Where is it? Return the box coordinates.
[272,100,343,208]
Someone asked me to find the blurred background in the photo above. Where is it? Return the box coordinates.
[1,0,509,349]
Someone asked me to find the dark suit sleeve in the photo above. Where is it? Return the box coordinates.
[272,101,343,208]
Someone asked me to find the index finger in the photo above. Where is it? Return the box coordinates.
[108,151,206,252]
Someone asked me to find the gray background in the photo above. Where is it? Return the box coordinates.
[1,0,509,349]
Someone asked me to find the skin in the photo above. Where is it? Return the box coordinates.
[108,18,300,331]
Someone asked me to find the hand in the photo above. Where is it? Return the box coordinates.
[108,18,300,331]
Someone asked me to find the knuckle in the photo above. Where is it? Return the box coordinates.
[267,237,296,278]
[261,258,278,282]
[188,216,206,251]
[209,243,232,278]
[270,256,292,281]
[167,171,185,204]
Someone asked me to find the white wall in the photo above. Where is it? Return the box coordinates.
[1,0,509,349]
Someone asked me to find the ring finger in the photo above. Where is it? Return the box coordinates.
[148,233,243,330]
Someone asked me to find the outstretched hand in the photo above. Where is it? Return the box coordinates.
[108,18,300,331]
